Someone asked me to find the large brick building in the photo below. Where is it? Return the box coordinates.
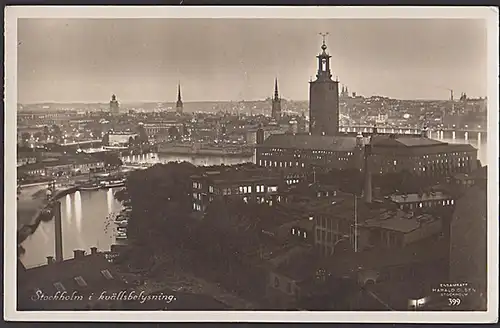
[256,132,478,177]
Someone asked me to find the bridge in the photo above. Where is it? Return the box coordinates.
[338,125,487,134]
[61,139,103,147]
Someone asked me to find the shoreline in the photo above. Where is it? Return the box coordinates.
[155,150,254,158]
[17,186,78,245]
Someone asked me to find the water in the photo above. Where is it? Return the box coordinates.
[20,154,254,269]
[121,152,255,167]
[20,137,487,269]
[429,130,488,165]
[20,188,123,268]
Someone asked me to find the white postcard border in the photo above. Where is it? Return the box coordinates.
[4,6,499,323]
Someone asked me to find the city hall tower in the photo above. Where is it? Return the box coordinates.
[309,33,340,136]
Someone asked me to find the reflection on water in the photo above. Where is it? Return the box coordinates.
[121,152,254,167]
[20,188,123,269]
[432,132,487,165]
[20,141,488,269]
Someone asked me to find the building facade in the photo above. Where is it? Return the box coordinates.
[309,38,340,136]
[256,133,478,178]
[256,134,365,171]
[191,168,282,213]
[109,94,119,115]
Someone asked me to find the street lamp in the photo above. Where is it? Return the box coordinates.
[409,297,428,311]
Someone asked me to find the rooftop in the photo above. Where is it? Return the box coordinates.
[18,154,104,171]
[18,252,130,310]
[371,135,445,147]
[325,235,449,277]
[277,195,394,223]
[192,165,282,184]
[453,165,487,181]
[258,134,358,152]
[359,211,440,233]
[389,191,452,204]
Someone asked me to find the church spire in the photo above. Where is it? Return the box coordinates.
[274,77,279,100]
[176,82,183,114]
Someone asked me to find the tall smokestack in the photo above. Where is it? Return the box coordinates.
[53,201,63,262]
[363,144,372,203]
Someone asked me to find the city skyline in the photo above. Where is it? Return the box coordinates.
[18,18,487,104]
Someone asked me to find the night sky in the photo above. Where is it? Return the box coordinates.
[17,18,488,103]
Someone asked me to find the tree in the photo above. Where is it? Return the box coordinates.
[137,125,149,144]
[51,124,62,137]
[168,126,181,140]
[102,133,110,146]
[118,162,199,244]
[33,132,43,140]
[21,132,31,143]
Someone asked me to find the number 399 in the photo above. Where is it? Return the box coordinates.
[448,298,461,306]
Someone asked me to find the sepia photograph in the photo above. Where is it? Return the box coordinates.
[4,6,499,323]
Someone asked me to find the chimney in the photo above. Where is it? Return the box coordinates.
[90,247,98,255]
[73,249,86,259]
[363,145,372,204]
[53,201,63,263]
[256,128,264,145]
[46,256,55,265]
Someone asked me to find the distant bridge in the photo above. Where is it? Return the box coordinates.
[60,139,103,147]
[339,125,487,135]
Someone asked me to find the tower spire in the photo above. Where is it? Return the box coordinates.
[274,77,279,99]
[176,82,183,115]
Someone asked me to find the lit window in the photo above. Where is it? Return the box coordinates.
[54,282,66,292]
[209,186,214,193]
[74,276,88,287]
[248,186,252,193]
[101,269,114,280]
[309,216,314,221]
[292,228,295,235]
[303,232,307,238]
[393,160,397,165]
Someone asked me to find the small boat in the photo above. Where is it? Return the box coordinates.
[114,215,128,223]
[116,220,128,228]
[116,233,128,240]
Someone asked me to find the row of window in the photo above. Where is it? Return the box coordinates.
[260,160,306,168]
[398,199,454,210]
[193,182,202,189]
[291,228,307,239]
